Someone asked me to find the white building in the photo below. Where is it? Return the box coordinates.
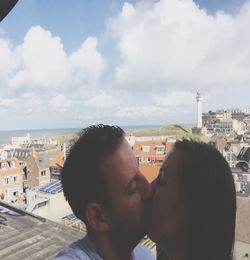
[26,180,72,224]
[206,119,242,134]
[125,135,176,146]
[12,133,31,146]
[11,133,57,147]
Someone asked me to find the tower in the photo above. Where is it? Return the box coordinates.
[196,91,202,128]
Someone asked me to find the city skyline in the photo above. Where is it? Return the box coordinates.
[0,0,250,130]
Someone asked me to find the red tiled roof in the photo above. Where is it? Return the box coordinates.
[50,151,64,168]
[139,164,161,183]
[132,140,174,159]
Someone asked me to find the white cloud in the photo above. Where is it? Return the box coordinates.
[108,0,250,93]
[0,98,16,111]
[0,26,107,127]
[153,91,195,107]
[0,39,17,85]
[8,26,69,90]
[114,105,169,119]
[69,37,106,89]
[1,0,250,129]
[48,94,71,113]
[0,26,106,93]
[85,90,120,109]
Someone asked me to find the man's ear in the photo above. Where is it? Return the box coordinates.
[86,203,108,232]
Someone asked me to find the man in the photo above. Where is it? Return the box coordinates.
[55,124,154,260]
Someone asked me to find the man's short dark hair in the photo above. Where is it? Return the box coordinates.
[61,124,125,224]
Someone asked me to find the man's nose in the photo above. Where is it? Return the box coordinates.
[138,173,153,201]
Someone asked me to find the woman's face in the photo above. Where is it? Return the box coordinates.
[148,150,187,247]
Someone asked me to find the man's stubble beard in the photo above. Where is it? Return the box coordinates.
[107,213,146,257]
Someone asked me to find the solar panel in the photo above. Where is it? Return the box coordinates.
[39,180,62,194]
[50,185,62,194]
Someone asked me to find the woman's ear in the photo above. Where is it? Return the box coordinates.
[86,203,108,232]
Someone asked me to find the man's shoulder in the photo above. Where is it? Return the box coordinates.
[54,246,89,260]
[54,236,102,260]
[133,244,156,260]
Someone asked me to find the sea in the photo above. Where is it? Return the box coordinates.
[0,125,162,145]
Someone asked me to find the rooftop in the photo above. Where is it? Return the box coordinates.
[139,164,160,183]
[32,150,58,170]
[0,202,82,260]
[0,201,156,259]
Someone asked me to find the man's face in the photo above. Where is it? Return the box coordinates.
[101,139,153,251]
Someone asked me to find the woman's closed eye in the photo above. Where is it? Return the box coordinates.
[126,179,137,194]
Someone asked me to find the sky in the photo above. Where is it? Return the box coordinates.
[0,0,250,130]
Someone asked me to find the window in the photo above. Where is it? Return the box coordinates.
[41,170,46,177]
[4,178,9,185]
[156,146,165,155]
[11,160,16,168]
[142,146,150,153]
[1,162,8,170]
[139,157,150,163]
[13,176,18,183]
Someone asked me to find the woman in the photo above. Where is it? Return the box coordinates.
[148,139,236,260]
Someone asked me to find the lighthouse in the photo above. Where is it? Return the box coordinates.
[196,91,202,128]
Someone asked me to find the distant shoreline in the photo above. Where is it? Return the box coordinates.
[0,125,162,145]
[0,124,197,145]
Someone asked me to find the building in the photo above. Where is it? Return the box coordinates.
[0,201,83,259]
[50,150,64,178]
[0,144,19,160]
[206,119,241,134]
[227,141,245,157]
[7,147,31,167]
[26,180,72,224]
[202,109,246,135]
[126,134,175,146]
[11,133,31,146]
[132,140,174,164]
[232,167,250,196]
[0,158,23,203]
[11,133,57,147]
[231,110,246,121]
[24,149,57,189]
[223,150,238,167]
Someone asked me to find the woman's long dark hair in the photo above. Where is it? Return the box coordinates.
[174,140,236,260]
